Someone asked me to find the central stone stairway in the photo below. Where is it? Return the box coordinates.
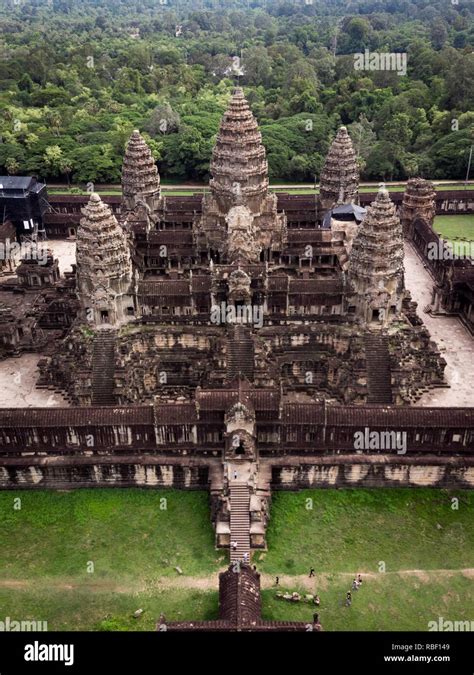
[91,329,117,405]
[364,334,393,404]
[226,325,255,382]
[230,483,251,563]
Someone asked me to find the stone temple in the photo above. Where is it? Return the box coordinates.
[0,88,472,631]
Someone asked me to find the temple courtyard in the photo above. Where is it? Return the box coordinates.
[1,488,472,631]
[1,238,472,408]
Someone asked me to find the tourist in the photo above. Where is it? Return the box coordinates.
[275,576,279,586]
[309,567,315,577]
[314,594,320,606]
[352,578,359,591]
[231,540,237,552]
[357,574,363,586]
[345,591,352,607]
[243,552,249,563]
[233,470,238,480]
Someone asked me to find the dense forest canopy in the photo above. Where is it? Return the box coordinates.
[0,0,473,184]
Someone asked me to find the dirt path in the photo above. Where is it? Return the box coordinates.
[1,568,472,594]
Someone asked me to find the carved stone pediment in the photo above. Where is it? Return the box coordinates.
[228,268,252,302]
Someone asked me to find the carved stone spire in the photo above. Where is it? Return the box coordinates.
[76,193,135,327]
[400,177,436,238]
[347,186,405,326]
[122,130,161,212]
[199,88,286,259]
[319,126,359,213]
[209,87,269,215]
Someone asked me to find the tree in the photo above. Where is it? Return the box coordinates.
[43,145,63,177]
[242,46,272,87]
[5,157,20,175]
[430,19,448,51]
[146,103,181,136]
[347,115,377,162]
[60,158,74,187]
[18,73,34,92]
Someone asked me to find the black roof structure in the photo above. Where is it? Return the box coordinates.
[322,202,367,229]
[0,176,49,234]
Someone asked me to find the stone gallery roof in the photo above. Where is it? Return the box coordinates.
[288,279,343,294]
[413,215,440,243]
[138,280,190,297]
[283,403,473,427]
[0,406,155,427]
[2,401,471,430]
[160,564,312,632]
[218,564,261,626]
[452,267,474,285]
[154,404,197,424]
[196,388,280,411]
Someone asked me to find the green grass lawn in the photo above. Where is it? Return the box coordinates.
[261,572,473,631]
[434,215,474,240]
[258,489,474,575]
[0,489,221,580]
[0,488,472,631]
[0,587,218,632]
[49,184,474,197]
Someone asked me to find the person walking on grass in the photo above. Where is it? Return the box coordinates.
[313,613,323,631]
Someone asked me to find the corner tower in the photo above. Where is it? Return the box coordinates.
[319,126,359,213]
[76,193,135,328]
[347,186,405,326]
[122,130,161,214]
[400,177,436,238]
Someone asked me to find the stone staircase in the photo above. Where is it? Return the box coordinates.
[91,330,117,405]
[230,483,251,563]
[226,325,255,382]
[364,334,393,404]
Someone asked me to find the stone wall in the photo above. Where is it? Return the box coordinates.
[0,456,210,490]
[270,456,474,490]
[1,454,472,492]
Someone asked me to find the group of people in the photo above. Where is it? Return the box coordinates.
[345,574,363,607]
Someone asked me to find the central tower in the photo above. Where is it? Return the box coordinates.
[210,87,269,215]
[198,88,286,261]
